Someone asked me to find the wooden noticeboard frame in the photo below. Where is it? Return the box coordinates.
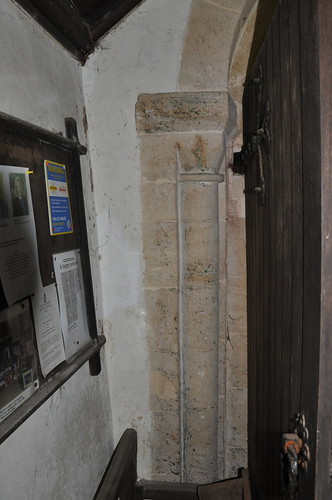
[0,111,105,444]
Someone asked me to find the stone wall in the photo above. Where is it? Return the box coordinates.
[137,91,228,482]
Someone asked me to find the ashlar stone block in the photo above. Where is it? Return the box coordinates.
[225,447,248,479]
[182,286,219,351]
[150,409,180,478]
[225,388,247,448]
[143,221,178,288]
[176,132,225,174]
[136,92,229,134]
[183,221,219,284]
[226,216,246,278]
[150,369,178,408]
[184,408,219,482]
[184,352,218,410]
[145,288,178,353]
[179,0,242,91]
[141,181,177,222]
[226,276,247,325]
[180,181,219,221]
[139,135,178,182]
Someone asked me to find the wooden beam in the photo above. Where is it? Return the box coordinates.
[94,428,138,500]
[14,0,145,63]
[88,0,143,43]
[136,480,199,500]
[0,111,87,155]
[14,0,91,62]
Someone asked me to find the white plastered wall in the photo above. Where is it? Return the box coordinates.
[0,2,112,499]
[82,0,194,478]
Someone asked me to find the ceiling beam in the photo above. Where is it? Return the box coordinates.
[13,0,144,64]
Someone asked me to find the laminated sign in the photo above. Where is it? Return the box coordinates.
[44,160,73,236]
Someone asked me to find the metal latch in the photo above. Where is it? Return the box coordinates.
[281,414,310,498]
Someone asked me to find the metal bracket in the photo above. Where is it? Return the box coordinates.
[242,65,271,206]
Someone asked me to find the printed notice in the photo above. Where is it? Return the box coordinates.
[44,160,73,236]
[32,284,65,377]
[0,166,42,305]
[53,250,90,359]
[0,300,39,423]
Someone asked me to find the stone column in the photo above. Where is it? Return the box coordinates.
[178,170,223,482]
[136,92,228,483]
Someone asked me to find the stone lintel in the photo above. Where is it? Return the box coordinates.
[136,92,229,134]
[179,172,224,183]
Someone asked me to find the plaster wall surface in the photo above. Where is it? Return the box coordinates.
[82,0,193,479]
[0,1,112,498]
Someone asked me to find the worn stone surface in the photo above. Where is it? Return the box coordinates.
[136,92,229,134]
[140,135,178,182]
[225,447,248,478]
[225,388,247,448]
[145,288,178,353]
[150,409,181,479]
[142,221,178,288]
[183,222,219,283]
[183,286,219,350]
[229,8,257,107]
[181,182,219,220]
[224,167,247,478]
[226,173,246,219]
[138,87,226,483]
[141,181,177,222]
[184,408,219,482]
[137,8,250,475]
[226,216,246,278]
[176,132,225,173]
[179,0,244,91]
[226,276,247,335]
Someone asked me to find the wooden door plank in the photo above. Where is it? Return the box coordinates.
[270,9,284,498]
[288,0,304,427]
[259,41,271,500]
[316,0,332,497]
[264,24,276,500]
[279,0,294,437]
[243,75,258,493]
[298,0,321,497]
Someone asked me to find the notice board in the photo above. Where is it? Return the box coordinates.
[0,112,103,440]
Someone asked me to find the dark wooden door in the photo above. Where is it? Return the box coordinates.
[243,0,332,498]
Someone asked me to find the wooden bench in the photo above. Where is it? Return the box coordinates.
[93,429,251,500]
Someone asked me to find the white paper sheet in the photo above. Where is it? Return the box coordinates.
[32,284,66,377]
[53,249,90,359]
[0,166,42,305]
